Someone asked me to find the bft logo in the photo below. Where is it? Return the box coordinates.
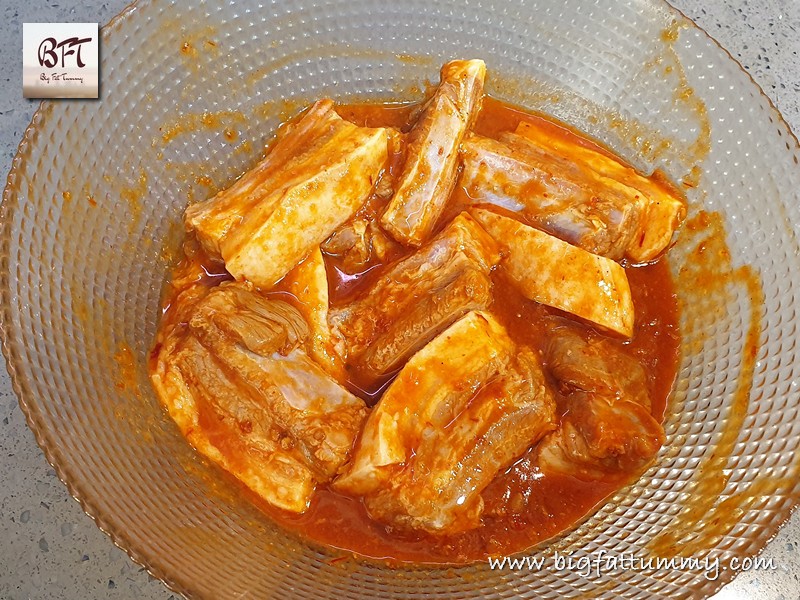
[37,36,93,69]
[23,23,99,99]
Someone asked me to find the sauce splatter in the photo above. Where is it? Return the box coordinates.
[120,170,147,226]
[644,24,711,169]
[252,98,306,124]
[175,25,219,69]
[649,210,765,557]
[223,128,238,143]
[113,343,139,394]
[195,175,216,190]
[486,18,710,186]
[159,110,247,145]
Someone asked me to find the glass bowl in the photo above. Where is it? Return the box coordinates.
[2,0,799,597]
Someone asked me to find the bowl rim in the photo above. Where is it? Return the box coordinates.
[2,1,799,598]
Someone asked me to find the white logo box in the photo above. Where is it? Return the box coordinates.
[23,23,99,99]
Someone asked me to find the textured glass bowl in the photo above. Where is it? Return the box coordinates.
[2,0,800,598]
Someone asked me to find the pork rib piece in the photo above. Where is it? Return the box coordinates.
[381,59,486,247]
[335,311,556,534]
[536,320,664,481]
[185,99,389,288]
[459,123,685,261]
[151,282,367,513]
[472,208,634,337]
[278,247,346,381]
[329,212,500,381]
[513,120,685,262]
[544,320,651,409]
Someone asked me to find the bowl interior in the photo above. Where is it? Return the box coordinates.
[3,0,800,598]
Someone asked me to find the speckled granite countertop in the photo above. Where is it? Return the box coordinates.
[0,1,798,598]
